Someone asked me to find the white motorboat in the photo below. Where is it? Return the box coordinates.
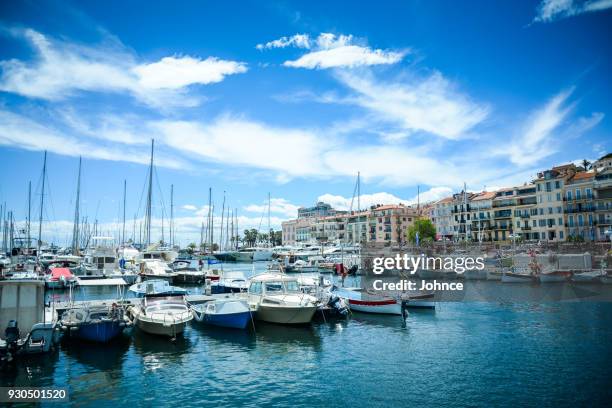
[246,273,318,324]
[501,271,535,283]
[139,259,176,282]
[571,270,605,283]
[211,271,248,294]
[128,295,192,337]
[129,280,188,297]
[538,270,572,283]
[191,298,251,329]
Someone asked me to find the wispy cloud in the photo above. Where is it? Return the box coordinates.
[259,33,407,69]
[0,28,247,108]
[256,34,311,50]
[333,70,489,140]
[503,88,603,166]
[534,0,612,22]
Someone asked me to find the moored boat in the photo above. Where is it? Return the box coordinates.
[129,279,188,297]
[45,267,78,289]
[59,304,131,342]
[191,298,251,329]
[538,270,572,283]
[337,288,402,315]
[246,273,318,324]
[128,295,193,337]
[501,271,535,283]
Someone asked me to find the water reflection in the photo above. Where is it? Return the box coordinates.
[190,322,256,350]
[60,336,131,372]
[253,322,323,351]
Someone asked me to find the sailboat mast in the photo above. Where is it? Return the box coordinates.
[225,207,230,250]
[145,139,154,246]
[207,187,212,252]
[122,179,126,246]
[27,181,31,249]
[37,151,47,257]
[220,192,226,251]
[268,192,271,246]
[72,157,81,254]
[170,184,174,248]
[235,208,238,249]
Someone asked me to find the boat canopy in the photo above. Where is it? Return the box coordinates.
[50,268,74,281]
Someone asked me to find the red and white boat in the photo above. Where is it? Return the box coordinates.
[45,267,77,289]
[338,288,402,315]
[538,270,572,283]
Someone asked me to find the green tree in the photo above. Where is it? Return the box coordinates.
[186,242,196,254]
[407,218,436,244]
[581,159,591,171]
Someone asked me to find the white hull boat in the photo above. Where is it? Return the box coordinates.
[501,272,535,283]
[129,296,192,337]
[338,288,402,315]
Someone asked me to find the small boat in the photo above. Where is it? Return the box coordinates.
[538,270,571,283]
[129,295,193,337]
[486,269,503,280]
[173,270,206,284]
[403,293,436,309]
[571,270,604,283]
[211,271,247,294]
[191,298,251,329]
[129,280,187,297]
[246,273,318,324]
[1,281,59,369]
[501,271,535,283]
[139,259,176,282]
[337,288,402,315]
[59,305,131,342]
[45,267,78,289]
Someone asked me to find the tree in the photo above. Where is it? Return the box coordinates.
[186,242,196,254]
[582,159,591,171]
[406,218,436,244]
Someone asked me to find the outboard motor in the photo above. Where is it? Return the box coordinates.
[1,320,20,370]
[327,294,349,316]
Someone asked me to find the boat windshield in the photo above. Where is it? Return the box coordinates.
[264,280,300,293]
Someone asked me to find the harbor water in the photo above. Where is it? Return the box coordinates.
[2,263,611,407]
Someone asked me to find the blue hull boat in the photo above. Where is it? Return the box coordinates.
[192,298,251,329]
[60,306,131,343]
[73,321,125,342]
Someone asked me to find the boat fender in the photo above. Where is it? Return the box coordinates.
[70,326,79,332]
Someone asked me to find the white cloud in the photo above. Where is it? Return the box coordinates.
[243,198,300,218]
[0,28,246,108]
[261,32,407,69]
[182,204,197,211]
[317,187,452,212]
[505,88,576,166]
[256,34,311,50]
[333,70,489,140]
[534,0,612,22]
[284,45,406,69]
[133,56,247,89]
[0,109,186,169]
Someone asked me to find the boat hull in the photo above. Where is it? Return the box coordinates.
[141,274,174,283]
[255,305,317,324]
[539,272,571,283]
[502,273,534,283]
[69,321,124,343]
[486,270,503,280]
[347,298,402,315]
[135,318,187,337]
[173,272,205,284]
[201,311,251,329]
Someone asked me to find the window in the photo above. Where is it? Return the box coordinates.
[558,218,563,226]
[547,194,552,202]
[537,184,541,191]
[569,216,574,227]
[265,281,284,293]
[576,189,581,200]
[567,191,572,200]
[586,188,592,199]
[578,215,584,226]
[556,193,561,201]
[555,181,561,189]
[532,220,536,227]
[559,231,564,239]
[539,208,544,215]
[249,282,262,294]
[557,206,562,213]
[546,182,551,192]
[548,207,553,214]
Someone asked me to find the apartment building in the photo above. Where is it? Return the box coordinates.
[469,191,495,241]
[594,165,612,241]
[432,197,454,240]
[531,164,575,241]
[564,171,596,241]
[282,204,419,245]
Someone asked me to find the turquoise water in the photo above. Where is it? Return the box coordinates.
[3,264,612,407]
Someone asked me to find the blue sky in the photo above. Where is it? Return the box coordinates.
[0,0,610,245]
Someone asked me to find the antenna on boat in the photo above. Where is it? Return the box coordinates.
[220,191,226,251]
